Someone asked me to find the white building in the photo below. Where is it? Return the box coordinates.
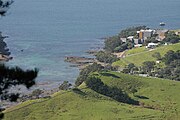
[120,38,127,43]
[146,43,158,48]
[127,36,134,41]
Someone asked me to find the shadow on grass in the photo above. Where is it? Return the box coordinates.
[100,73,120,78]
[135,95,149,99]
[72,88,87,96]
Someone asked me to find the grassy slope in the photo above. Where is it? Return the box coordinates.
[4,72,180,120]
[98,72,180,119]
[113,43,180,67]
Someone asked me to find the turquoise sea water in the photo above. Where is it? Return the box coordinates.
[0,0,180,88]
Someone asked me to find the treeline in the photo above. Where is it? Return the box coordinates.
[104,36,133,53]
[75,63,103,86]
[164,31,180,44]
[95,51,119,64]
[157,50,180,80]
[75,63,118,86]
[119,26,146,38]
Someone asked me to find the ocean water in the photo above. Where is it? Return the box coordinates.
[0,0,180,88]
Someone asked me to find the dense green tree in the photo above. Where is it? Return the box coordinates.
[128,63,136,70]
[127,41,134,49]
[157,59,180,81]
[103,65,118,71]
[104,36,122,52]
[114,43,128,52]
[75,63,103,86]
[152,52,161,60]
[95,51,118,64]
[143,50,180,81]
[128,63,138,74]
[85,76,105,92]
[119,26,146,38]
[162,50,176,65]
[122,68,130,74]
[142,61,155,74]
[122,63,138,74]
[164,31,180,44]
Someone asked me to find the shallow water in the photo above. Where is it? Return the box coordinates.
[0,0,180,88]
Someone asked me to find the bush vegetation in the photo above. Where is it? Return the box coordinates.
[164,31,180,44]
[75,63,103,86]
[95,51,119,64]
[119,26,146,38]
[157,50,180,80]
[152,52,161,60]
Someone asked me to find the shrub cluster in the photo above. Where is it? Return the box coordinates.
[95,51,119,64]
[75,63,103,86]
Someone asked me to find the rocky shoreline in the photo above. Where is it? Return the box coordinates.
[64,56,96,69]
[64,48,102,69]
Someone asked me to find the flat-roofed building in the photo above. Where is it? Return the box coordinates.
[137,29,154,40]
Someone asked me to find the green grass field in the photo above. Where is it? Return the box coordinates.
[113,43,180,67]
[4,72,180,120]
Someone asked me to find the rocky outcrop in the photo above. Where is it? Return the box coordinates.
[65,56,95,69]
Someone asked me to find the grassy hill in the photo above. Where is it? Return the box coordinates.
[113,43,180,67]
[4,72,180,120]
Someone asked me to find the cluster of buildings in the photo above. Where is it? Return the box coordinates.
[120,28,169,48]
